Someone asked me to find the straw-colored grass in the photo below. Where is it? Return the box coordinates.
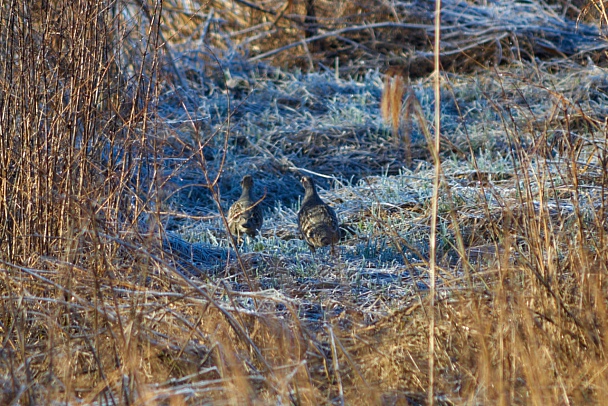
[2,0,608,405]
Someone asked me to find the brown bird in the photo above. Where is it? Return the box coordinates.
[228,175,263,241]
[298,176,340,254]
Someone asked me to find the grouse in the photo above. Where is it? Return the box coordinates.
[298,176,340,254]
[228,175,263,241]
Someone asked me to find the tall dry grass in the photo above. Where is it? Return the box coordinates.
[0,0,158,261]
[2,0,608,405]
[0,0,167,403]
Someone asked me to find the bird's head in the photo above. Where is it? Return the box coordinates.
[300,176,315,191]
[241,175,254,189]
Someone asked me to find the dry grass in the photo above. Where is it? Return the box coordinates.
[160,0,608,76]
[2,0,608,405]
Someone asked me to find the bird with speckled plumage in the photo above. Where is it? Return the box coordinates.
[298,176,340,254]
[228,175,263,241]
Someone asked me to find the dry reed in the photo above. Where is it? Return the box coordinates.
[2,0,608,405]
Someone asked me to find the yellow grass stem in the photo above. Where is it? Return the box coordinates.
[428,0,443,404]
